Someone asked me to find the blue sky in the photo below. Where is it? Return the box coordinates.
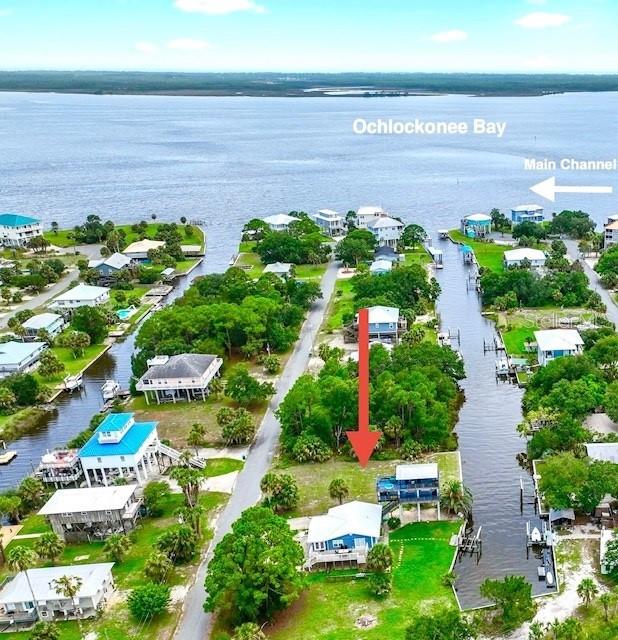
[0,0,616,72]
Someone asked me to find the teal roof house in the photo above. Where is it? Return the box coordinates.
[0,213,43,248]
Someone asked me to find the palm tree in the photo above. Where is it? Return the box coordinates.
[50,575,83,632]
[328,478,350,505]
[175,504,205,536]
[103,533,132,564]
[7,546,40,619]
[187,423,206,456]
[577,577,599,607]
[440,480,473,518]
[599,591,614,621]
[143,550,173,583]
[34,532,64,565]
[232,623,266,640]
[366,543,393,573]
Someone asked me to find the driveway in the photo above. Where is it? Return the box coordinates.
[565,239,618,327]
[174,260,340,640]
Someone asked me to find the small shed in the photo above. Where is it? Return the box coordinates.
[549,508,575,527]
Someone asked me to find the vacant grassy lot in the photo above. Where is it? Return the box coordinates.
[403,247,432,266]
[277,452,461,517]
[267,520,460,640]
[449,230,507,272]
[323,277,355,332]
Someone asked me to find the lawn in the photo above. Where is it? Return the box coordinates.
[295,263,328,280]
[35,343,110,386]
[449,230,507,272]
[266,520,461,640]
[403,247,432,266]
[203,458,244,477]
[502,325,537,356]
[234,249,264,278]
[323,278,355,332]
[277,452,461,517]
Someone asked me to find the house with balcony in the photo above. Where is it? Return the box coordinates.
[304,501,382,569]
[503,248,546,270]
[376,463,441,521]
[0,213,43,248]
[262,213,299,232]
[351,306,406,343]
[0,341,47,378]
[88,252,133,284]
[36,449,83,487]
[312,209,345,237]
[39,485,142,542]
[78,413,162,487]
[604,215,618,248]
[22,313,65,340]
[534,329,584,366]
[135,353,223,404]
[49,283,110,311]
[355,206,388,229]
[461,213,492,238]
[122,239,165,262]
[0,563,114,625]
[367,216,404,248]
[511,205,545,225]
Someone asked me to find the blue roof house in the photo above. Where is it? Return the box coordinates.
[354,306,407,343]
[305,501,382,569]
[511,204,544,225]
[0,213,43,248]
[79,413,160,486]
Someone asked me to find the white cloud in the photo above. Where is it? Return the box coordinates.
[167,38,210,50]
[430,30,468,43]
[174,0,265,15]
[514,12,572,29]
[135,42,158,54]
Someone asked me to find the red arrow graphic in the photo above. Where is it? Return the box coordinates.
[346,307,381,467]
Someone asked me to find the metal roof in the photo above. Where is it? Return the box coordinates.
[534,329,583,352]
[79,418,157,458]
[39,485,137,515]
[396,463,439,480]
[307,501,382,543]
[140,353,219,380]
[22,313,62,330]
[0,341,45,365]
[52,283,109,302]
[0,213,40,227]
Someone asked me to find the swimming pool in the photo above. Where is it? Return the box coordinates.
[116,306,136,321]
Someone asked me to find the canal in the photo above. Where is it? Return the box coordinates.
[434,236,555,609]
[0,225,229,491]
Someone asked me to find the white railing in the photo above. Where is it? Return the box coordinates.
[157,443,205,469]
[306,549,367,569]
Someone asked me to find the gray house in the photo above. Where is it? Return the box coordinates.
[38,485,142,542]
[0,341,47,378]
[22,313,65,340]
[0,563,114,625]
[88,253,133,284]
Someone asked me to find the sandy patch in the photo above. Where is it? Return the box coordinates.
[198,446,249,460]
[201,471,239,494]
[170,585,189,604]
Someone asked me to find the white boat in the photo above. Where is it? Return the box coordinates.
[63,374,83,392]
[529,527,542,543]
[545,571,554,587]
[101,379,121,401]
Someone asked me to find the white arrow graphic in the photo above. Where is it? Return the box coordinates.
[530,176,613,203]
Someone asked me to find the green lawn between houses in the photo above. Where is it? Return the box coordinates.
[323,277,355,332]
[448,230,508,272]
[235,241,327,281]
[265,520,461,640]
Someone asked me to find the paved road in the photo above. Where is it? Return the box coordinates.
[565,239,618,327]
[0,267,78,329]
[174,261,340,640]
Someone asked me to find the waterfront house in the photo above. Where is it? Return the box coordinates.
[503,248,546,269]
[39,485,142,542]
[79,412,161,486]
[36,449,83,487]
[534,329,584,366]
[374,245,404,263]
[354,306,406,342]
[22,313,65,340]
[585,442,618,464]
[262,213,299,232]
[369,259,392,275]
[263,262,293,278]
[511,204,545,225]
[135,353,223,404]
[356,206,388,229]
[367,216,404,248]
[461,213,492,238]
[0,341,47,378]
[88,253,133,283]
[305,501,382,569]
[50,283,110,310]
[122,239,165,262]
[376,463,441,521]
[604,215,618,248]
[312,209,345,237]
[0,213,43,248]
[0,563,114,625]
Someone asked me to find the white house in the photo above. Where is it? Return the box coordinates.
[135,354,223,404]
[356,206,388,229]
[39,485,142,541]
[604,216,618,248]
[534,329,584,366]
[369,259,392,275]
[122,239,165,262]
[305,501,382,569]
[503,248,546,269]
[50,284,110,310]
[585,443,618,464]
[22,313,65,339]
[312,209,345,236]
[0,563,114,624]
[79,412,162,486]
[0,341,47,378]
[367,216,404,248]
[262,214,299,232]
[0,213,43,248]
[263,262,293,278]
[511,205,544,225]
